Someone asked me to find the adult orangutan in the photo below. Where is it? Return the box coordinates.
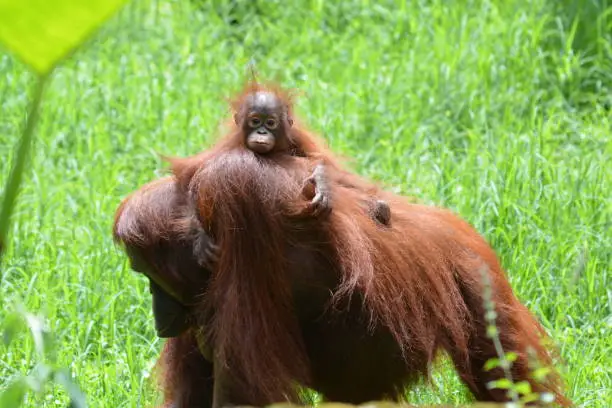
[113,82,571,408]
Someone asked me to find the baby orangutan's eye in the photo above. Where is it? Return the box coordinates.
[265,118,278,130]
[248,117,262,128]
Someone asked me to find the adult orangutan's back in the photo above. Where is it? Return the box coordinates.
[334,189,570,405]
[185,146,570,406]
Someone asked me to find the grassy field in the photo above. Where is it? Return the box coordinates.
[1,0,610,406]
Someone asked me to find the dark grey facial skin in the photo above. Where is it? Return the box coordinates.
[150,279,191,337]
[237,91,292,154]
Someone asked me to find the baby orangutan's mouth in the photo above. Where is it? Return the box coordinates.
[247,134,274,153]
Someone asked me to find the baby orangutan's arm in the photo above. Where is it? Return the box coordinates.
[300,161,391,226]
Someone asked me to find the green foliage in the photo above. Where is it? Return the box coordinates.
[1,0,129,406]
[545,0,612,107]
[0,0,130,259]
[0,0,610,406]
[0,0,127,75]
[0,378,27,408]
[481,267,558,406]
[1,309,87,407]
[0,77,46,263]
[483,352,517,372]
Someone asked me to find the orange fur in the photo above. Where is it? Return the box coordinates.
[113,81,571,407]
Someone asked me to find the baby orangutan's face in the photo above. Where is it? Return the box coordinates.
[237,91,292,154]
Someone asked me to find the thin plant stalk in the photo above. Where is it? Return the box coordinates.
[480,265,520,404]
[0,74,48,264]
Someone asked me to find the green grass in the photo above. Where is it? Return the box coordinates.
[1,0,610,406]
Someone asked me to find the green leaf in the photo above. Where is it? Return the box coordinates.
[0,0,128,74]
[531,366,552,382]
[24,363,53,394]
[505,351,518,362]
[54,369,88,408]
[487,378,514,390]
[484,357,500,371]
[520,392,540,404]
[0,377,26,408]
[513,380,533,395]
[2,312,23,346]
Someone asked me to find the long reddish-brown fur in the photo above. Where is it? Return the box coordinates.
[114,81,571,407]
[112,178,213,407]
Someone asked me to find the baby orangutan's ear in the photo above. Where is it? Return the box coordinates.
[286,112,294,127]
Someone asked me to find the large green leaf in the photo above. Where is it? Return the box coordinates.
[0,378,26,408]
[0,0,128,74]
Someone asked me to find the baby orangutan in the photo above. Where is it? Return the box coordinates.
[235,89,391,225]
[172,83,392,270]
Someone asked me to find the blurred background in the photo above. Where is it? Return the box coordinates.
[0,0,610,406]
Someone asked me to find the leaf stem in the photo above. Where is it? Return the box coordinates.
[0,73,49,264]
